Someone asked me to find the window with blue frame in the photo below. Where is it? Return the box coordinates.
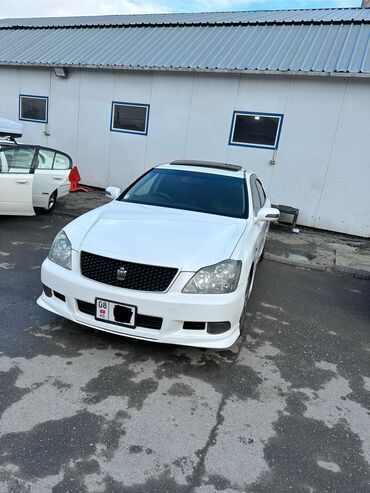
[111,101,150,135]
[229,111,283,149]
[19,95,48,123]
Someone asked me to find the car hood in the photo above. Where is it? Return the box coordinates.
[66,201,246,271]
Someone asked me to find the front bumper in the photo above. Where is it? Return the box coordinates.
[37,256,245,349]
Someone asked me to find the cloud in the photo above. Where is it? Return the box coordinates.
[0,0,170,18]
[0,0,361,19]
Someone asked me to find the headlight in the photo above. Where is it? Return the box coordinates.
[182,260,242,294]
[48,230,72,270]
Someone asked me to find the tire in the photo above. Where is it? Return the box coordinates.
[239,266,255,336]
[43,190,57,213]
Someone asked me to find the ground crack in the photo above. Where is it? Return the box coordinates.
[185,345,244,493]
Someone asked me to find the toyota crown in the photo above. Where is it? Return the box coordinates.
[37,160,279,349]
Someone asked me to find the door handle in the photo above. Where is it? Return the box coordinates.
[16,179,29,184]
[53,177,63,180]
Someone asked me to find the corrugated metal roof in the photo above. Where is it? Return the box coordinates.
[0,10,369,76]
[0,8,370,28]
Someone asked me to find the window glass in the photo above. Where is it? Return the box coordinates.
[54,153,71,170]
[0,147,35,173]
[37,149,55,170]
[255,179,266,207]
[0,148,15,173]
[20,96,48,123]
[231,113,281,148]
[130,172,158,196]
[121,169,248,219]
[251,179,262,215]
[111,103,148,134]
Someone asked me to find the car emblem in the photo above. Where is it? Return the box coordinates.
[117,266,128,281]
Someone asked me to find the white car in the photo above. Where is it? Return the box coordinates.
[0,143,72,215]
[37,160,279,349]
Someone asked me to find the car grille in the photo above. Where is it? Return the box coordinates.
[80,251,178,292]
[76,299,162,330]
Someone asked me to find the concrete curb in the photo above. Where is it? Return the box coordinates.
[265,252,370,280]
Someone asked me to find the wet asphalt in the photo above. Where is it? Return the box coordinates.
[0,191,370,493]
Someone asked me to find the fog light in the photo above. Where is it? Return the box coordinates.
[207,322,231,335]
[43,284,52,297]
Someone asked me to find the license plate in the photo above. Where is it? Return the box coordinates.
[95,298,137,328]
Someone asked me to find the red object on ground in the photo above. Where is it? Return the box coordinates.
[69,166,89,192]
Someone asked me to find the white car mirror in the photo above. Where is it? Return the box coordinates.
[256,207,280,223]
[105,186,121,200]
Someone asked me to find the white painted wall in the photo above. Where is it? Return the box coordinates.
[0,66,369,237]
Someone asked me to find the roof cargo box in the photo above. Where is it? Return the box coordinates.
[0,117,23,138]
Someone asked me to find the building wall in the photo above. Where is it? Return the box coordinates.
[0,66,369,237]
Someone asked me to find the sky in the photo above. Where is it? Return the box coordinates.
[0,0,361,18]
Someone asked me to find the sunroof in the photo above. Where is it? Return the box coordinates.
[170,160,242,172]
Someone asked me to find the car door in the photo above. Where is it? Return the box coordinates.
[33,147,72,208]
[0,146,36,216]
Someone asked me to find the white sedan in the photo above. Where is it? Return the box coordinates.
[37,160,279,349]
[0,143,72,215]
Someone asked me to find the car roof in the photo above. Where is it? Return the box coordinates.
[157,160,251,178]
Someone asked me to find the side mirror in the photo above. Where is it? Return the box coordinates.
[105,186,121,200]
[256,207,280,223]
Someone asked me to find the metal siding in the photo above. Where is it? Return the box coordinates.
[47,71,80,160]
[144,72,194,166]
[268,77,347,228]
[226,75,292,190]
[360,33,370,72]
[184,73,239,163]
[0,22,369,74]
[108,71,154,188]
[76,70,114,187]
[18,69,50,143]
[314,78,370,236]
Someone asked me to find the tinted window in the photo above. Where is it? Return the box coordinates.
[111,103,149,134]
[231,112,282,148]
[120,169,248,219]
[20,96,48,123]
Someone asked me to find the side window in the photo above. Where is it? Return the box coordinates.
[37,149,55,170]
[0,148,15,173]
[229,111,283,149]
[54,153,72,170]
[251,178,262,216]
[255,179,266,208]
[0,147,36,173]
[111,102,150,135]
[19,95,48,123]
[12,148,36,173]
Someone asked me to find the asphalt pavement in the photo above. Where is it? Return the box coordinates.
[0,192,370,493]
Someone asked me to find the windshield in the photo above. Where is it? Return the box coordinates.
[120,168,248,219]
